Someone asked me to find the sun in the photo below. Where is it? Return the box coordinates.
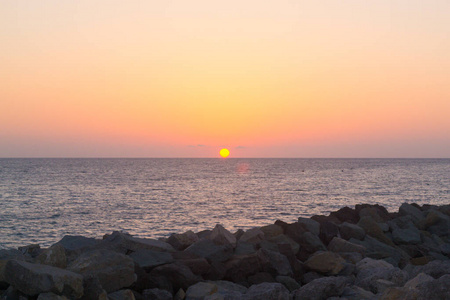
[220,148,230,158]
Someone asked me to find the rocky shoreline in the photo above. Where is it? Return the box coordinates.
[1,203,449,300]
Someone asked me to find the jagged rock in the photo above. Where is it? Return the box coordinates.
[259,249,293,276]
[55,235,100,253]
[260,224,284,238]
[375,279,395,294]
[129,249,173,271]
[79,275,108,300]
[359,207,385,223]
[291,276,350,300]
[339,222,366,240]
[36,244,67,269]
[176,257,211,276]
[174,288,186,300]
[399,203,424,224]
[167,231,199,250]
[425,210,450,237]
[224,252,268,283]
[233,229,244,240]
[268,234,300,254]
[18,244,42,258]
[304,251,345,275]
[404,272,434,289]
[185,239,233,263]
[37,292,69,300]
[67,249,136,293]
[248,272,275,285]
[239,228,265,244]
[198,230,212,240]
[355,204,391,221]
[297,217,320,236]
[327,237,366,255]
[102,232,175,253]
[210,225,237,248]
[275,275,301,292]
[108,289,135,300]
[285,222,308,244]
[341,285,376,300]
[204,280,247,298]
[234,241,256,255]
[392,228,421,245]
[185,282,218,300]
[5,260,83,298]
[149,263,201,292]
[355,258,408,293]
[410,260,450,279]
[204,261,227,281]
[298,232,326,254]
[244,282,289,300]
[358,216,394,246]
[416,274,450,300]
[0,249,28,288]
[329,206,359,224]
[319,221,339,245]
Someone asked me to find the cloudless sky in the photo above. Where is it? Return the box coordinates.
[1,1,449,157]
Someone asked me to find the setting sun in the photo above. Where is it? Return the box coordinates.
[220,148,230,158]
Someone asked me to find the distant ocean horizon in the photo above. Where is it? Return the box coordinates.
[1,158,449,249]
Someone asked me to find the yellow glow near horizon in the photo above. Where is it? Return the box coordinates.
[220,149,230,158]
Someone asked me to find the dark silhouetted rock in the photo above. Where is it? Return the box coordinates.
[339,222,366,241]
[239,228,265,244]
[319,221,340,245]
[102,232,175,253]
[292,276,350,300]
[327,237,366,255]
[185,239,233,263]
[149,263,201,292]
[224,252,268,283]
[129,249,174,271]
[399,203,425,224]
[176,257,211,276]
[248,272,275,285]
[210,225,237,248]
[259,249,293,277]
[37,292,70,300]
[410,260,450,279]
[167,231,199,251]
[357,216,394,246]
[355,258,408,293]
[56,235,100,253]
[185,282,218,300]
[297,217,320,236]
[260,224,284,239]
[329,206,359,224]
[79,275,108,300]
[108,289,135,300]
[416,274,450,300]
[298,232,326,254]
[245,282,289,300]
[392,228,421,245]
[36,244,67,269]
[304,251,345,275]
[285,222,308,244]
[275,275,301,292]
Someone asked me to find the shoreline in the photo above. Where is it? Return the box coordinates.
[1,202,449,299]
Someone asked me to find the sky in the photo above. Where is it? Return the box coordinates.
[1,1,449,158]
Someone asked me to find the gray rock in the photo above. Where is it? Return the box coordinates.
[210,225,237,248]
[416,274,450,300]
[174,288,186,300]
[102,231,175,253]
[129,249,174,271]
[234,241,255,255]
[185,282,218,300]
[107,289,135,300]
[18,244,42,258]
[248,272,275,285]
[291,276,349,300]
[304,251,345,275]
[79,275,108,300]
[410,260,450,279]
[298,232,326,253]
[319,221,339,245]
[260,224,284,239]
[297,217,320,236]
[239,228,265,244]
[341,286,376,300]
[327,237,366,255]
[209,280,248,294]
[338,252,363,264]
[375,279,395,294]
[67,249,136,293]
[392,228,421,245]
[259,249,293,276]
[37,292,69,300]
[404,272,434,289]
[355,258,408,293]
[185,239,233,262]
[224,252,267,283]
[399,203,425,224]
[55,235,100,253]
[244,282,289,300]
[267,234,300,255]
[36,244,67,269]
[358,216,394,246]
[167,230,199,250]
[339,222,366,240]
[176,257,211,276]
[0,249,28,288]
[5,259,83,298]
[275,275,301,292]
[149,263,201,292]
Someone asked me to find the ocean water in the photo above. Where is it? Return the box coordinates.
[0,158,449,249]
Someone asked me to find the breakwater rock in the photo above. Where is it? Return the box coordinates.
[1,203,449,300]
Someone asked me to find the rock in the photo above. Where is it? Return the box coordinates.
[301,271,324,284]
[224,252,267,283]
[298,232,326,254]
[233,229,244,240]
[260,224,284,238]
[392,228,421,245]
[297,217,320,236]
[304,251,345,275]
[210,280,247,294]
[378,287,418,300]
[142,288,173,300]
[174,288,186,300]
[404,272,434,289]
[275,275,301,292]
[416,274,450,300]
[176,257,211,276]
[359,207,385,223]
[248,272,275,285]
[185,282,218,300]
[108,289,135,300]
[37,292,69,300]
[67,249,136,293]
[285,222,308,244]
[79,275,108,300]
[36,244,67,269]
[210,225,237,248]
[319,221,339,245]
[18,244,42,258]
[411,260,450,279]
[341,285,376,300]
[0,249,28,288]
[339,222,366,241]
[399,203,425,224]
[205,261,227,281]
[55,235,100,253]
[5,259,83,298]
[355,204,391,222]
[292,276,349,300]
[129,249,174,271]
[149,263,201,292]
[375,279,395,294]
[329,206,359,224]
[185,239,233,263]
[198,230,212,240]
[234,241,256,255]
[259,249,293,276]
[355,258,408,293]
[327,237,366,255]
[267,234,300,255]
[167,231,199,250]
[338,251,363,264]
[102,231,175,253]
[357,216,395,246]
[426,211,450,237]
[239,228,265,244]
[244,282,289,300]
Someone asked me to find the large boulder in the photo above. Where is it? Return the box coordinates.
[275,275,301,292]
[319,221,339,245]
[297,217,320,236]
[399,203,425,224]
[298,232,326,254]
[185,239,233,263]
[392,228,421,245]
[101,232,175,253]
[404,272,434,289]
[239,228,265,244]
[267,234,300,255]
[107,289,135,300]
[210,225,237,248]
[416,274,450,300]
[149,263,201,292]
[67,249,136,293]
[410,260,450,279]
[244,282,289,300]
[79,275,108,300]
[185,282,218,300]
[5,260,83,298]
[339,222,366,241]
[304,251,345,275]
[327,237,366,255]
[259,249,293,277]
[260,224,284,239]
[355,258,408,293]
[129,249,174,271]
[36,244,67,269]
[167,231,199,250]
[329,206,359,224]
[357,216,395,246]
[291,276,350,300]
[224,252,268,283]
[55,235,100,253]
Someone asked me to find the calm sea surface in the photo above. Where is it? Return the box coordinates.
[0,158,449,249]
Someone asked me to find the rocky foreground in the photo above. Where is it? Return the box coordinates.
[1,203,450,300]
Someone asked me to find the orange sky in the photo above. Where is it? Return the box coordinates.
[1,1,449,157]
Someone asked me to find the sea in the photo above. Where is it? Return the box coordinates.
[0,158,449,249]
